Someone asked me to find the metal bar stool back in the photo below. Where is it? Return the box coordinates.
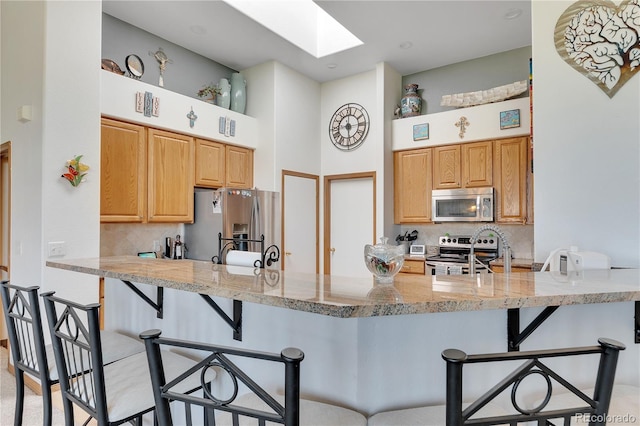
[0,282,55,426]
[140,329,368,426]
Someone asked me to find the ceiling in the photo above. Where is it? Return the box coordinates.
[102,0,532,83]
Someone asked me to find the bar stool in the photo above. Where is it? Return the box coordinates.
[140,329,368,426]
[368,338,626,426]
[42,292,208,426]
[0,281,146,426]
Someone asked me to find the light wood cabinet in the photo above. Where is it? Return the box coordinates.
[147,128,194,223]
[394,148,432,223]
[100,118,147,222]
[225,145,253,189]
[400,258,426,274]
[433,142,492,189]
[394,137,530,225]
[194,139,225,188]
[462,141,492,187]
[494,137,528,223]
[100,118,194,223]
[432,145,461,189]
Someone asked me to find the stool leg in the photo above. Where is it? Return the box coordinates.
[13,369,24,426]
[42,383,52,426]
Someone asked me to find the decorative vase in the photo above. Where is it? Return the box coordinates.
[216,78,231,109]
[401,83,422,118]
[230,73,246,114]
[364,237,405,285]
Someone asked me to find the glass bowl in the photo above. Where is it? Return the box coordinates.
[364,237,405,284]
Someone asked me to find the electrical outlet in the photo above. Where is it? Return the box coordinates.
[153,240,161,252]
[48,241,66,257]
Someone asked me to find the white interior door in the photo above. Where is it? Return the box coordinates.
[283,172,318,273]
[328,176,374,278]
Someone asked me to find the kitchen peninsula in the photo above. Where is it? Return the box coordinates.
[46,257,640,416]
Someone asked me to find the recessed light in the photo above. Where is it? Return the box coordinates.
[190,25,206,35]
[327,63,337,69]
[399,41,413,50]
[503,8,522,20]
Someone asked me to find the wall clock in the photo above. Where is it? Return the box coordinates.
[329,103,370,151]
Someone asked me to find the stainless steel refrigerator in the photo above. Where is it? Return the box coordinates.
[184,188,281,264]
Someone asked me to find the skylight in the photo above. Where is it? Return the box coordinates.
[222,0,363,58]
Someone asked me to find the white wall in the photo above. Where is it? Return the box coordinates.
[273,62,322,182]
[392,97,531,150]
[532,0,640,268]
[1,1,45,286]
[242,60,322,191]
[1,1,101,304]
[101,71,258,150]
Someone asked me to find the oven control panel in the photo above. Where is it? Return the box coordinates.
[439,235,498,250]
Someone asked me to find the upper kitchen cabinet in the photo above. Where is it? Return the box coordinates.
[194,139,225,188]
[147,128,195,223]
[462,141,492,187]
[433,141,492,189]
[394,148,432,223]
[494,137,528,223]
[194,140,254,189]
[100,118,147,222]
[432,145,461,189]
[101,118,195,223]
[225,145,254,189]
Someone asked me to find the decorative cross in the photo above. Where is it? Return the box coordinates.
[186,107,198,128]
[455,116,469,139]
[150,47,173,87]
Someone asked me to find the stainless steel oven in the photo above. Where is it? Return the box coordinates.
[426,235,498,275]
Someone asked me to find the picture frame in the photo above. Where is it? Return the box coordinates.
[413,123,429,141]
[500,109,520,129]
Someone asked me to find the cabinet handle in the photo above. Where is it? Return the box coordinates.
[330,248,336,253]
[285,252,292,256]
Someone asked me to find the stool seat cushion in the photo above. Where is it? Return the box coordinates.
[534,384,640,426]
[72,350,212,423]
[215,392,367,426]
[368,401,509,426]
[46,330,145,381]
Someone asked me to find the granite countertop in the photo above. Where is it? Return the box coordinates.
[46,256,640,319]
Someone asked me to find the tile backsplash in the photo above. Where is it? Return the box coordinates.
[398,223,534,259]
[100,223,183,257]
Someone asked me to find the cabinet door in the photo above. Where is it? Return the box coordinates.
[462,141,492,187]
[494,137,528,223]
[194,139,225,188]
[100,118,147,222]
[225,145,254,188]
[147,129,194,223]
[394,148,432,223]
[433,145,461,189]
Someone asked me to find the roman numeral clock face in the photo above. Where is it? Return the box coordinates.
[329,103,370,151]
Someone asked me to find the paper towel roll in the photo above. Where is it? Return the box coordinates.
[226,251,262,267]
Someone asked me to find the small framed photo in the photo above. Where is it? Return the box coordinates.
[413,123,429,141]
[500,109,520,129]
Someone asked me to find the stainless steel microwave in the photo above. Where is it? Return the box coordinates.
[432,188,494,222]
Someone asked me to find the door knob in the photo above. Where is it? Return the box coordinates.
[330,248,336,253]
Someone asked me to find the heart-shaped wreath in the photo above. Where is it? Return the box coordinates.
[554,0,640,97]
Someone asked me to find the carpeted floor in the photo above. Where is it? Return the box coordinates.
[0,345,66,426]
